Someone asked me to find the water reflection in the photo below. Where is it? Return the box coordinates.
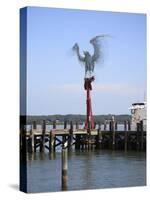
[27,150,146,193]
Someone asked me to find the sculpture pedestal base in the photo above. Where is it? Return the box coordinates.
[84,76,95,130]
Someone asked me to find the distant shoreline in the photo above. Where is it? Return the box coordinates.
[26,114,131,124]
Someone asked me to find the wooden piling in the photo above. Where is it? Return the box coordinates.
[32,121,36,152]
[124,121,128,151]
[75,121,79,130]
[80,135,84,150]
[49,130,55,152]
[40,120,46,153]
[96,123,102,149]
[49,151,55,160]
[28,126,33,153]
[62,135,66,147]
[87,123,92,150]
[54,135,56,152]
[70,121,73,130]
[33,121,37,130]
[112,118,115,150]
[68,121,73,150]
[83,134,88,150]
[124,120,127,132]
[30,125,35,153]
[75,135,81,150]
[104,121,107,131]
[109,121,112,132]
[136,123,140,151]
[128,121,132,150]
[34,135,36,152]
[115,122,118,131]
[128,121,131,131]
[94,122,97,129]
[64,121,67,129]
[140,120,144,151]
[61,141,68,191]
[108,121,112,149]
[53,121,56,129]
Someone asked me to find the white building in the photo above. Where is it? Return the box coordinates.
[129,102,146,131]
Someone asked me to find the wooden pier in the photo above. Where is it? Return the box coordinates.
[20,120,146,153]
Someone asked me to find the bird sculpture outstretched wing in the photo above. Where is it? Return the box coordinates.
[72,34,109,68]
[90,34,108,63]
[72,43,85,62]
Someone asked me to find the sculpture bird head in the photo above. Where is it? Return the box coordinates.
[72,43,79,51]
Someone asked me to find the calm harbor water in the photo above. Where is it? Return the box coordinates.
[27,150,146,193]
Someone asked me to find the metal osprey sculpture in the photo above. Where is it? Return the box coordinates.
[72,35,107,78]
[72,35,108,130]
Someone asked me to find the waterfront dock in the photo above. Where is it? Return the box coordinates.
[20,120,146,153]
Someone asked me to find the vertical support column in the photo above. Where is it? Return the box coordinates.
[28,125,33,153]
[64,120,67,129]
[75,134,81,150]
[104,120,107,131]
[94,122,97,129]
[32,121,36,152]
[115,121,118,149]
[109,121,112,132]
[124,120,128,151]
[96,123,102,149]
[128,120,131,131]
[54,135,56,152]
[124,120,127,132]
[80,135,84,150]
[31,124,35,153]
[108,120,112,149]
[49,130,55,152]
[61,141,68,191]
[62,135,66,148]
[136,123,140,151]
[33,121,37,130]
[68,121,73,150]
[128,121,131,151]
[75,121,79,130]
[140,120,144,151]
[115,121,118,131]
[40,120,46,153]
[53,120,56,129]
[51,122,56,152]
[112,117,115,150]
[34,135,36,153]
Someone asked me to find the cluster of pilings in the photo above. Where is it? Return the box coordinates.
[20,119,146,154]
[74,121,146,151]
